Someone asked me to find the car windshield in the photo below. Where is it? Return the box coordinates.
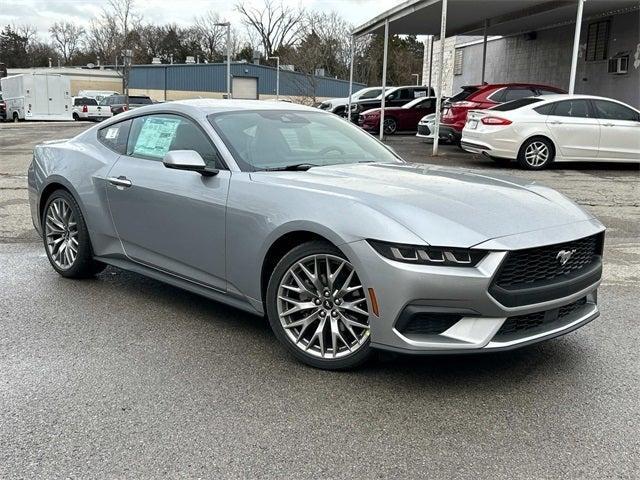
[402,97,431,109]
[209,110,400,171]
[356,88,383,100]
[75,97,98,106]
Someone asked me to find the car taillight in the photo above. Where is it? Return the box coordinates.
[123,106,128,111]
[481,116,512,125]
[82,105,88,113]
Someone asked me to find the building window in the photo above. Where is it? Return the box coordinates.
[453,49,464,75]
[585,20,609,62]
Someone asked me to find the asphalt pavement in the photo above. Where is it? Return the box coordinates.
[0,121,638,478]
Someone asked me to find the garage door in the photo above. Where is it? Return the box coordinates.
[232,77,258,100]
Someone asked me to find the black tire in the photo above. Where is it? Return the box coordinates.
[13,112,19,123]
[517,137,555,170]
[266,240,373,370]
[382,117,397,135]
[72,112,80,121]
[42,189,106,278]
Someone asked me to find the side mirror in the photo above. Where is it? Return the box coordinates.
[163,150,219,176]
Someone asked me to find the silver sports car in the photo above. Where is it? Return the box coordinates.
[28,99,605,369]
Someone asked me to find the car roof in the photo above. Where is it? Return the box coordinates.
[534,94,633,103]
[167,98,320,115]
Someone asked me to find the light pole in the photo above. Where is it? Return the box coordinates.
[412,73,420,85]
[268,56,280,100]
[122,49,132,110]
[215,22,231,98]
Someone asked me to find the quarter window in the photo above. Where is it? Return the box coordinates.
[591,100,639,121]
[548,100,591,118]
[97,119,132,154]
[127,114,221,168]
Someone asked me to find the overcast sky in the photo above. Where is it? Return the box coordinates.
[0,0,404,39]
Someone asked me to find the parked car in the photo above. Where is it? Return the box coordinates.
[28,99,605,370]
[439,83,566,143]
[72,96,112,122]
[358,96,437,134]
[461,94,640,169]
[101,94,153,115]
[0,93,6,122]
[318,86,385,116]
[349,85,435,122]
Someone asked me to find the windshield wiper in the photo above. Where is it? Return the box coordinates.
[262,163,319,171]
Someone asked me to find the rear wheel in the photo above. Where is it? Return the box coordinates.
[518,137,555,169]
[42,190,105,278]
[266,241,372,370]
[72,112,80,121]
[13,112,19,123]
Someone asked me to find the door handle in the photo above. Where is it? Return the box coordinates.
[602,123,615,127]
[107,176,132,189]
[549,120,563,125]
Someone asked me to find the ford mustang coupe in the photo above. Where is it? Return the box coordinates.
[28,99,605,369]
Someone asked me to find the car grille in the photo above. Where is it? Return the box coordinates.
[417,124,431,135]
[495,234,602,288]
[494,297,588,339]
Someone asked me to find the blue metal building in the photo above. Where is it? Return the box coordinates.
[130,63,366,99]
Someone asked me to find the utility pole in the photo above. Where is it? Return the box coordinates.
[122,49,132,110]
[268,56,280,100]
[215,22,231,98]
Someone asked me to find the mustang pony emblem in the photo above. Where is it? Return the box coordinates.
[556,249,576,266]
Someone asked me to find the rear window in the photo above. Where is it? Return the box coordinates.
[131,96,152,105]
[447,86,479,103]
[491,98,542,111]
[74,97,98,106]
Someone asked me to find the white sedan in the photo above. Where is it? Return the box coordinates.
[461,94,640,169]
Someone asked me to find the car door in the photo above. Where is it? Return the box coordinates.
[105,113,230,291]
[545,99,600,159]
[590,99,640,161]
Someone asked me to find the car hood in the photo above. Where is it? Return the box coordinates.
[251,162,595,248]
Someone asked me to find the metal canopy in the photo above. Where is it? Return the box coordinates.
[353,0,639,38]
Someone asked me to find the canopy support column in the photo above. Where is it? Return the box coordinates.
[569,0,585,94]
[432,0,448,156]
[428,35,434,95]
[481,19,488,83]
[379,19,390,141]
[347,35,355,118]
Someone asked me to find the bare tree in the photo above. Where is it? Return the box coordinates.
[235,0,305,57]
[194,11,227,61]
[49,22,85,64]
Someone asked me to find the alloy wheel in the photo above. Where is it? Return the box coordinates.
[383,118,397,135]
[277,254,370,359]
[524,141,549,167]
[44,198,79,269]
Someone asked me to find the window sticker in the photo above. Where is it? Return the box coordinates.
[105,127,119,140]
[133,117,181,158]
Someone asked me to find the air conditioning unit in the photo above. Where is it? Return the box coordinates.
[608,56,629,74]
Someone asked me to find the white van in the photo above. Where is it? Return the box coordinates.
[1,73,73,121]
[78,90,120,103]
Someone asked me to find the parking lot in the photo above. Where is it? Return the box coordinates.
[1,121,639,478]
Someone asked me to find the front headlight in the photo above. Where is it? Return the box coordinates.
[368,240,486,267]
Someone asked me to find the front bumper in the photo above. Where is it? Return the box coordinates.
[340,224,604,354]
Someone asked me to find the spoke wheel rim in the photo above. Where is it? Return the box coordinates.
[44,198,79,270]
[524,141,549,167]
[383,119,396,134]
[277,254,370,359]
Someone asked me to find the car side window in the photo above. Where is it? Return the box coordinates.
[97,119,133,155]
[503,88,537,102]
[126,114,221,168]
[399,89,414,100]
[549,100,591,118]
[591,100,639,121]
[534,103,555,115]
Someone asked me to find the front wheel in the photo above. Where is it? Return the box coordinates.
[518,137,555,169]
[266,241,372,370]
[382,117,397,135]
[42,190,105,278]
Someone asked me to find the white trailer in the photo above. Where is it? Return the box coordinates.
[0,73,73,121]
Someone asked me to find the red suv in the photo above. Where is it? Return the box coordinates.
[439,83,566,143]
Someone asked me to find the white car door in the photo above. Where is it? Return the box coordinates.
[590,99,640,161]
[545,99,600,160]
